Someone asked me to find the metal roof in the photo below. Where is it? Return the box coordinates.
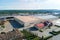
[32,15,58,20]
[14,16,43,23]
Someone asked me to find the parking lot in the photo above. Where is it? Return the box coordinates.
[25,25,60,40]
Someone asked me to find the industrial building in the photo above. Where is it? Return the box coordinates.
[14,16,44,27]
[52,19,60,26]
[32,15,58,21]
[34,21,53,30]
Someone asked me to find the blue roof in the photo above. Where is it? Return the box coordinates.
[29,27,38,31]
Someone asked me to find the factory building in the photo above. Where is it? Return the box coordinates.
[32,15,58,21]
[35,21,53,29]
[52,19,60,26]
[14,16,44,27]
[6,17,14,20]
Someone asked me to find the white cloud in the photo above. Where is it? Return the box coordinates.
[0,0,60,10]
[39,0,60,9]
[15,0,60,9]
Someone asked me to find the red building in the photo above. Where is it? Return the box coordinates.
[35,23,44,29]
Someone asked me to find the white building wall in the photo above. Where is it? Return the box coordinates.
[14,18,24,25]
[24,22,30,27]
[24,20,41,27]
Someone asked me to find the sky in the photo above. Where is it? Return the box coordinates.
[0,0,60,10]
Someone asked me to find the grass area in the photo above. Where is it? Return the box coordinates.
[1,25,5,28]
[54,25,60,27]
[21,30,41,40]
[39,29,43,32]
[32,37,40,40]
[50,31,60,36]
[44,36,53,40]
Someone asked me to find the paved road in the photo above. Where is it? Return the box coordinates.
[48,34,60,40]
[18,24,35,31]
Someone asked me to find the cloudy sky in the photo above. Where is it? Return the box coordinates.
[0,0,60,10]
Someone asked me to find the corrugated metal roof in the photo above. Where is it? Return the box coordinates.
[14,16,44,23]
[32,15,58,20]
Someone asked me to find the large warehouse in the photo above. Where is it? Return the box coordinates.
[32,15,58,21]
[52,19,60,26]
[14,16,44,27]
